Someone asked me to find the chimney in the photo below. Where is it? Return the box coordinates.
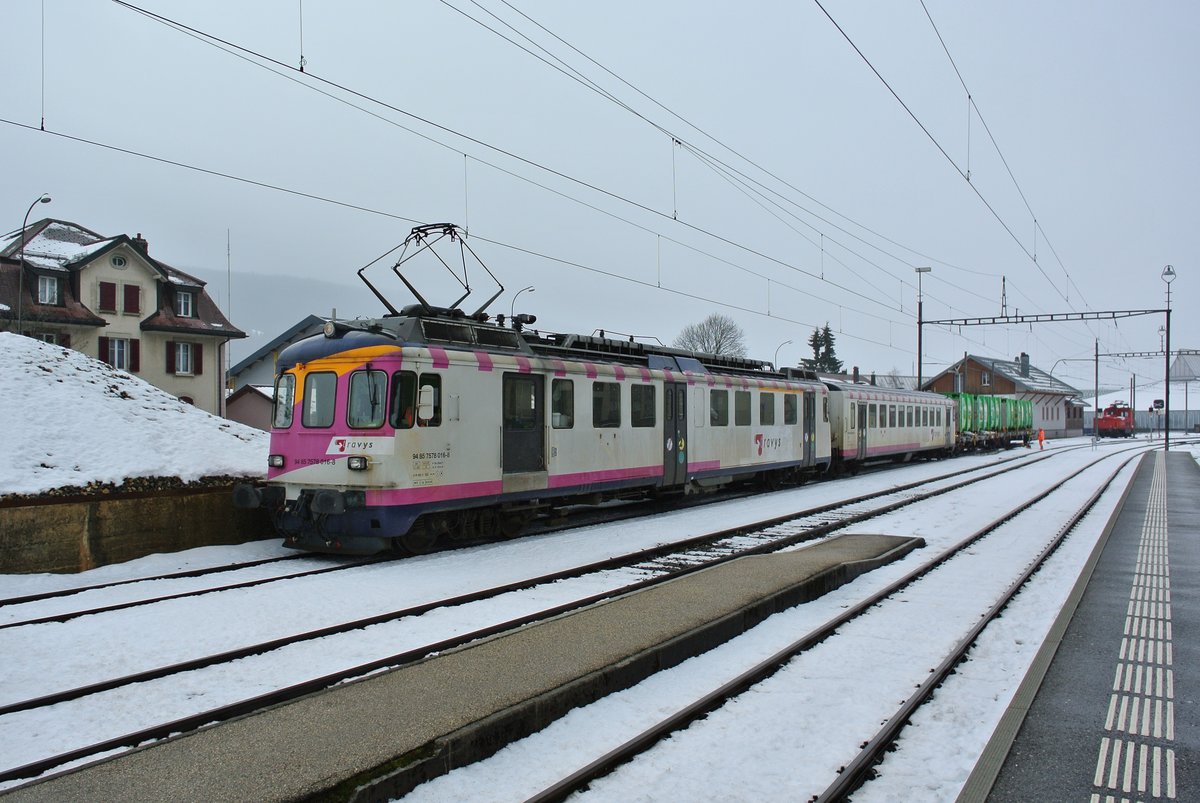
[132,233,149,255]
[1020,352,1030,377]
[869,372,876,386]
[852,366,860,384]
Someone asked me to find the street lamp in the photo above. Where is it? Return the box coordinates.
[773,339,792,369]
[510,285,534,320]
[1162,264,1175,451]
[16,194,52,333]
[915,266,932,388]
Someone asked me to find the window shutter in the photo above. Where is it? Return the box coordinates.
[194,343,204,375]
[123,284,140,314]
[99,282,116,312]
[58,333,71,348]
[166,340,176,374]
[130,339,140,373]
[99,336,109,363]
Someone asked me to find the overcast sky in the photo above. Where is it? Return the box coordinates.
[3,1,1196,395]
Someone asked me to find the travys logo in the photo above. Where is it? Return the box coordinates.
[326,437,395,456]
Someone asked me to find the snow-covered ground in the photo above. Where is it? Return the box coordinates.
[0,332,266,497]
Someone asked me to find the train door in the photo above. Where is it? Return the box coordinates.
[502,373,545,472]
[662,382,687,486]
[803,391,816,465]
[856,400,868,460]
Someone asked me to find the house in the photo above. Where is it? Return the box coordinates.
[225,384,275,430]
[226,314,326,392]
[922,352,1085,438]
[0,219,245,415]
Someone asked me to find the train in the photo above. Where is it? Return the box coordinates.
[1095,401,1135,438]
[942,392,1034,449]
[233,224,1027,556]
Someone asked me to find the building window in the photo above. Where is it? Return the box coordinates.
[175,290,194,317]
[107,338,130,370]
[38,275,60,305]
[175,343,193,375]
[981,371,991,387]
[166,341,203,375]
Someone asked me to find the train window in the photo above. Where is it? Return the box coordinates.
[922,407,929,427]
[593,382,621,428]
[302,372,337,428]
[631,385,656,427]
[823,397,829,423]
[907,406,914,427]
[710,390,729,427]
[417,374,442,427]
[849,402,855,430]
[783,394,797,425]
[868,403,877,429]
[389,371,417,429]
[273,374,296,428]
[504,375,539,431]
[734,391,751,426]
[888,405,897,428]
[552,379,574,429]
[761,393,776,426]
[347,370,387,429]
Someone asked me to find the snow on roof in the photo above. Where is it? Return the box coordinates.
[0,332,266,498]
[966,355,1081,395]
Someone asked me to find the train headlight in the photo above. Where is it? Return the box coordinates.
[347,456,369,471]
[268,454,285,469]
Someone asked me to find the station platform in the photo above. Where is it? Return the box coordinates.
[963,449,1199,802]
[0,533,921,802]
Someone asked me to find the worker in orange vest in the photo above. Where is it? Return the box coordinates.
[1037,428,1046,450]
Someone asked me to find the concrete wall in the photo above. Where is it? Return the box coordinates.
[0,486,274,574]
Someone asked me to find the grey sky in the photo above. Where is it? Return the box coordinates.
[3,1,1196,395]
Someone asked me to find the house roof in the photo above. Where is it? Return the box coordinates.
[228,314,327,377]
[1,219,245,339]
[927,354,1082,396]
[1170,352,1200,381]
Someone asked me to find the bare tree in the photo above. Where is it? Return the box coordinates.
[673,313,747,356]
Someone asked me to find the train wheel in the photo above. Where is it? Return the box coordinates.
[499,511,532,539]
[400,520,441,555]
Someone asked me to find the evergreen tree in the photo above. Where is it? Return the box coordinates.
[803,322,843,372]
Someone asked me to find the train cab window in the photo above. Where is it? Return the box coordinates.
[273,374,296,428]
[593,382,621,428]
[631,385,656,427]
[761,392,776,426]
[868,403,877,429]
[783,394,797,425]
[302,371,337,428]
[710,390,729,427]
[347,370,387,429]
[552,379,574,429]
[417,375,442,427]
[734,391,751,426]
[389,371,417,429]
[888,405,897,428]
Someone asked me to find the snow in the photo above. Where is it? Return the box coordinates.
[0,332,266,497]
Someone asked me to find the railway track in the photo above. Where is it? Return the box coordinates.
[510,445,1153,802]
[0,441,1151,789]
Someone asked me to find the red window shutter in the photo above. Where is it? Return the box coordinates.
[99,336,109,363]
[123,284,140,314]
[130,339,140,373]
[194,343,204,375]
[166,340,176,374]
[99,282,116,312]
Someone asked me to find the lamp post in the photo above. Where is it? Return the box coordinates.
[773,339,792,370]
[16,194,52,333]
[510,285,534,320]
[1162,264,1175,451]
[915,266,931,388]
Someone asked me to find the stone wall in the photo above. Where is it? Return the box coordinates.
[0,486,274,574]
